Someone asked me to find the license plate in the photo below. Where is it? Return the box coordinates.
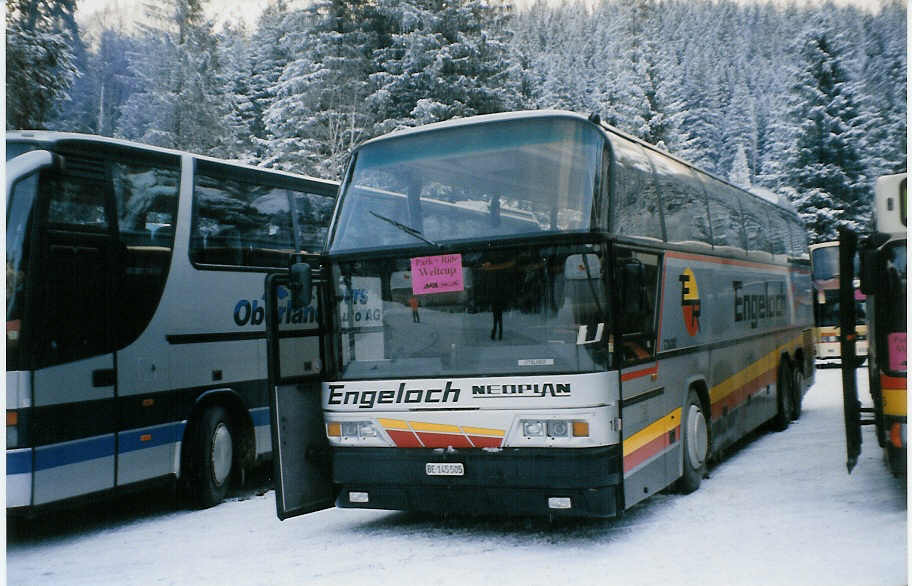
[425,462,464,476]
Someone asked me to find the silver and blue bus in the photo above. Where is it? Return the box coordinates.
[267,111,815,519]
[6,132,337,511]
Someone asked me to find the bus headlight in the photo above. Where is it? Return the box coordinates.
[520,419,588,439]
[326,420,386,445]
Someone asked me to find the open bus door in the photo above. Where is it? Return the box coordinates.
[838,229,867,473]
[265,262,335,520]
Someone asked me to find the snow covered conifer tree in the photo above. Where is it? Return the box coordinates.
[7,0,79,129]
[783,23,869,242]
[264,0,377,178]
[117,0,227,154]
[368,0,518,135]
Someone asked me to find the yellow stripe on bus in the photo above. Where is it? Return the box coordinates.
[461,426,505,437]
[377,418,411,431]
[710,336,802,405]
[624,408,681,457]
[408,421,462,434]
[882,389,907,417]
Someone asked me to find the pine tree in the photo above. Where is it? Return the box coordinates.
[784,23,870,242]
[6,0,79,129]
[117,0,227,154]
[368,0,519,135]
[264,0,378,177]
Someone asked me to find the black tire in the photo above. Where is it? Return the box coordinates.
[187,406,235,509]
[790,363,804,421]
[677,389,708,494]
[772,360,793,431]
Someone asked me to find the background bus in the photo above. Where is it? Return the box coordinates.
[809,241,868,366]
[267,110,815,520]
[841,172,906,477]
[6,132,338,511]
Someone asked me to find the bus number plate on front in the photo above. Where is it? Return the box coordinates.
[426,462,464,476]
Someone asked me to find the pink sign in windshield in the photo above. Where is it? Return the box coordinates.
[888,332,907,372]
[410,254,464,295]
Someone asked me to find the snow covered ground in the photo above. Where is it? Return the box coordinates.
[5,368,907,586]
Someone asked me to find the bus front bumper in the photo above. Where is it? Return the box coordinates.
[331,445,621,518]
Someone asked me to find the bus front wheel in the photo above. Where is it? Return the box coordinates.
[677,389,708,494]
[790,365,804,421]
[187,406,235,509]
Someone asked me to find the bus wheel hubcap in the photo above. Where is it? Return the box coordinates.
[211,423,233,486]
[687,404,708,468]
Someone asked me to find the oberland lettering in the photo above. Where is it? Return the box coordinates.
[328,382,461,409]
[733,281,786,328]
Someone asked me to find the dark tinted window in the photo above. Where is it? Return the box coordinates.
[740,195,771,257]
[768,208,789,256]
[112,158,181,347]
[704,178,747,252]
[611,138,664,241]
[191,162,336,267]
[652,155,711,246]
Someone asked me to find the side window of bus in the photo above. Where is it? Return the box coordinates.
[38,162,114,368]
[111,157,181,348]
[740,195,772,260]
[704,179,747,254]
[190,163,335,267]
[787,217,809,259]
[617,248,660,362]
[767,208,790,259]
[651,156,712,247]
[610,139,664,242]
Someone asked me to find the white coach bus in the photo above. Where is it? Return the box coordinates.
[267,111,815,519]
[6,132,337,511]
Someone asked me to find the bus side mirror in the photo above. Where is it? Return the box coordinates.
[290,262,313,309]
[858,249,882,296]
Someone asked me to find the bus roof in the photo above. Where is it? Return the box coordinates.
[6,130,339,189]
[351,110,799,219]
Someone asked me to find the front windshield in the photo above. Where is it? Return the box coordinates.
[333,242,613,379]
[330,117,602,252]
[811,245,839,281]
[6,171,38,370]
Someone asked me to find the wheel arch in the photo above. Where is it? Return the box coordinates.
[179,388,256,480]
[683,376,712,449]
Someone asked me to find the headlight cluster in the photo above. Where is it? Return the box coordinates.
[327,421,380,440]
[520,419,589,438]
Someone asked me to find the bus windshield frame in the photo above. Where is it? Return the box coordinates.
[329,116,604,254]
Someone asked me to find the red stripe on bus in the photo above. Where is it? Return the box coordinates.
[624,434,667,473]
[881,373,907,390]
[467,435,503,448]
[622,364,658,382]
[387,429,423,448]
[710,366,777,420]
[665,250,790,271]
[415,432,474,449]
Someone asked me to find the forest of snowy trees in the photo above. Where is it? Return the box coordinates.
[6,0,907,242]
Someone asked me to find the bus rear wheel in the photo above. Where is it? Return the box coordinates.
[187,406,235,509]
[677,389,708,494]
[773,360,793,431]
[790,365,804,421]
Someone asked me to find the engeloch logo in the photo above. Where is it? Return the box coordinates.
[679,268,701,336]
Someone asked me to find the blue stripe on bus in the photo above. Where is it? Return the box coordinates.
[118,422,186,454]
[7,449,32,475]
[250,407,270,427]
[34,436,115,471]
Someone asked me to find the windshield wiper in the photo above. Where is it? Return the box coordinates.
[369,211,439,248]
